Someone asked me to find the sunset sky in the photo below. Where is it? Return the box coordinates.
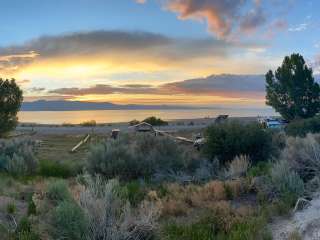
[0,0,320,107]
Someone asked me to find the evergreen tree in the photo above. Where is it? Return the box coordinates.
[0,78,23,137]
[266,53,320,121]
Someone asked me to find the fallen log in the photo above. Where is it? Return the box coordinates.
[7,131,37,138]
[71,134,90,153]
[155,130,194,144]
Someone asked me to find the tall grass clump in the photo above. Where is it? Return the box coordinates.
[226,155,251,179]
[270,160,304,205]
[162,208,271,240]
[78,174,160,240]
[281,134,320,181]
[163,218,215,240]
[0,138,38,175]
[87,134,191,180]
[15,216,40,240]
[203,121,272,164]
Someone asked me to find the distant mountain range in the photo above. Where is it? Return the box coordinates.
[21,100,203,111]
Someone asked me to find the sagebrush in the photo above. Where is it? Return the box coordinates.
[0,138,38,175]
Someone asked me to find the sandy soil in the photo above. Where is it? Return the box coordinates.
[270,196,320,239]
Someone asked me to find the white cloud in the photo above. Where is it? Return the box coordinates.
[288,23,308,32]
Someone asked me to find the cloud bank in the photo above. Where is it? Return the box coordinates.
[0,30,239,76]
[50,74,266,98]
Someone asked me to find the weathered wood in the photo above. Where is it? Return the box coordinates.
[7,131,37,138]
[71,134,90,153]
[155,130,194,144]
[293,198,311,212]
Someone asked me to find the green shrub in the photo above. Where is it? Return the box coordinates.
[247,162,272,178]
[163,218,215,240]
[163,215,271,240]
[16,231,40,240]
[0,138,38,175]
[6,202,16,214]
[129,119,140,126]
[87,134,188,180]
[224,184,234,200]
[80,120,96,127]
[15,217,40,240]
[228,216,272,240]
[286,116,320,137]
[27,200,37,216]
[51,201,88,240]
[270,160,304,205]
[203,121,272,164]
[125,181,146,207]
[39,160,73,178]
[16,216,32,234]
[87,137,138,179]
[46,180,71,203]
[143,116,168,126]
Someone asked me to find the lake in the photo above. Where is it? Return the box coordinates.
[18,108,276,124]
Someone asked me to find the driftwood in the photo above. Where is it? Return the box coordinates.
[71,134,90,153]
[7,131,37,138]
[293,197,311,213]
[175,136,194,144]
[155,130,194,144]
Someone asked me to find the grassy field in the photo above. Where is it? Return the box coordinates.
[36,134,90,163]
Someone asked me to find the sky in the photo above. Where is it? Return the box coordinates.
[0,0,320,107]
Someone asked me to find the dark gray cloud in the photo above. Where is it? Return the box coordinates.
[49,84,159,95]
[0,31,230,59]
[29,87,46,93]
[121,84,153,88]
[0,30,240,72]
[49,74,266,98]
[0,31,170,57]
[240,6,266,33]
[161,74,265,95]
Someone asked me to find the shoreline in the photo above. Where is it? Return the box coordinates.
[16,116,259,136]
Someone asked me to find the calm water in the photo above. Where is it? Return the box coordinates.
[18,108,276,124]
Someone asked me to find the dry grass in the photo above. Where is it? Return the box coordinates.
[226,155,251,179]
[203,181,226,200]
[281,134,320,180]
[162,199,189,217]
[288,230,302,240]
[161,179,249,218]
[224,179,248,198]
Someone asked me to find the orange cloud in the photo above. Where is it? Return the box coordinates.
[165,0,267,38]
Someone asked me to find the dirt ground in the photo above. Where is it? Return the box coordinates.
[269,195,320,240]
